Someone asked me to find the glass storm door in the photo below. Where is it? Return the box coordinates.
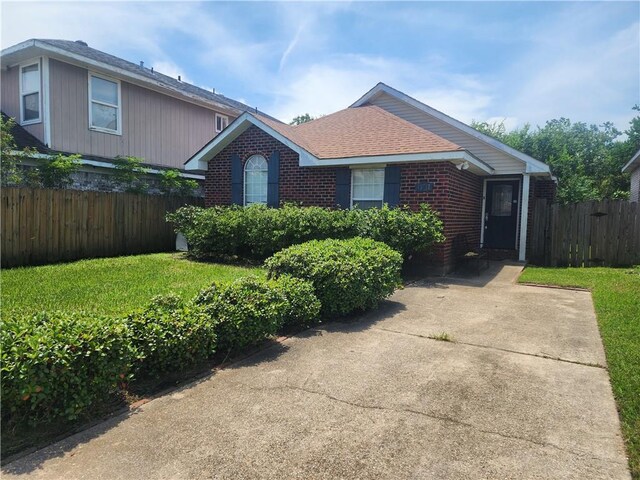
[484,180,519,249]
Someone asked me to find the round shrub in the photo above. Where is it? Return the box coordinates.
[1,311,133,426]
[271,275,321,329]
[194,276,289,352]
[125,294,217,379]
[265,237,402,317]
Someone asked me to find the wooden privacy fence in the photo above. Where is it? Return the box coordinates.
[1,187,203,268]
[529,199,640,267]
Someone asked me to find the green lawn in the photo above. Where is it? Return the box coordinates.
[2,253,264,316]
[519,266,640,479]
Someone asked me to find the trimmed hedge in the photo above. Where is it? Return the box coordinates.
[126,294,217,379]
[272,275,322,329]
[167,203,444,261]
[265,237,403,316]
[1,312,133,425]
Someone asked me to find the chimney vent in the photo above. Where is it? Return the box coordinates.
[139,61,144,68]
[178,75,181,82]
[75,40,88,47]
[151,67,154,73]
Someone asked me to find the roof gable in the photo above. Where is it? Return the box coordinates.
[352,83,551,175]
[622,148,640,173]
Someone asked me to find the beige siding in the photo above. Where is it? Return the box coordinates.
[631,167,640,203]
[368,92,525,174]
[48,59,229,168]
[1,61,45,142]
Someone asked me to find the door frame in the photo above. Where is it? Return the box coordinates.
[480,177,521,251]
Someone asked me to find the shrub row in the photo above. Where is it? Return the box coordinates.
[1,276,319,427]
[1,237,402,429]
[266,238,403,316]
[167,203,444,261]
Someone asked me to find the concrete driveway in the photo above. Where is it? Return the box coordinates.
[3,263,631,479]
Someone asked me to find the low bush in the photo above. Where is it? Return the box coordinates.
[167,203,444,262]
[125,294,217,379]
[195,276,289,352]
[1,312,132,426]
[265,237,402,316]
[271,275,321,329]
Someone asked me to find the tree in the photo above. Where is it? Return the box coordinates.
[159,169,199,196]
[113,156,149,193]
[471,106,640,203]
[0,116,35,186]
[289,113,315,125]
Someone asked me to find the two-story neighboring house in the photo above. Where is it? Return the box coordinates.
[0,39,260,191]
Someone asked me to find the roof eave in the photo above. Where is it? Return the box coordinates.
[1,40,243,117]
[622,149,640,173]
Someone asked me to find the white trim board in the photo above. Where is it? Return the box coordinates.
[352,83,551,175]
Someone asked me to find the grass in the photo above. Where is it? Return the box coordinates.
[429,332,454,342]
[519,266,640,479]
[1,253,264,316]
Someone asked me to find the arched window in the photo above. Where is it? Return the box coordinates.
[244,155,268,205]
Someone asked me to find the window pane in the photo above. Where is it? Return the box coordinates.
[91,103,118,130]
[23,92,40,121]
[491,185,513,216]
[352,168,384,204]
[91,76,118,105]
[22,64,39,93]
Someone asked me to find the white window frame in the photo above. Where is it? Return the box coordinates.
[88,71,122,135]
[19,61,42,125]
[350,167,385,209]
[215,113,229,133]
[243,154,268,206]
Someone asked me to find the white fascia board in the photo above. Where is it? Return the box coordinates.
[14,151,204,179]
[352,83,551,175]
[301,150,495,174]
[185,113,318,170]
[2,41,242,117]
[622,148,640,173]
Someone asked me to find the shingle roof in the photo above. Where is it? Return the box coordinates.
[256,105,463,159]
[35,39,261,115]
[2,112,49,153]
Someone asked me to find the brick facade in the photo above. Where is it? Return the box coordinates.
[205,125,337,207]
[205,125,554,272]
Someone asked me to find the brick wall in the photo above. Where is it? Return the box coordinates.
[205,125,336,207]
[205,126,485,272]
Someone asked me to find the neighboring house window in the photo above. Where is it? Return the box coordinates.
[88,73,121,134]
[351,168,385,209]
[215,113,229,133]
[244,155,268,205]
[20,62,41,124]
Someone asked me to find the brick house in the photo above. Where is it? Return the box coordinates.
[185,83,556,272]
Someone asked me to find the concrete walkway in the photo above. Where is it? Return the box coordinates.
[3,263,631,479]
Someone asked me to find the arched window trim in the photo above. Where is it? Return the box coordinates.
[244,154,268,205]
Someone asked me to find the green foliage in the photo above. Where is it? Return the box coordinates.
[113,156,149,193]
[194,276,289,352]
[289,113,315,125]
[0,116,31,186]
[265,238,402,317]
[1,311,133,426]
[125,294,217,379]
[159,169,199,196]
[351,204,445,256]
[167,203,444,262]
[472,106,640,203]
[29,153,82,189]
[271,275,321,328]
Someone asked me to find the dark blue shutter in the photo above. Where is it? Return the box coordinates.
[267,151,280,207]
[231,154,243,205]
[335,168,351,209]
[383,165,401,207]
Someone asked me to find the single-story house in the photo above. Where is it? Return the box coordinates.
[185,83,556,273]
[622,148,640,203]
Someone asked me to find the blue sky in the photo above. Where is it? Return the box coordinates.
[2,1,638,131]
